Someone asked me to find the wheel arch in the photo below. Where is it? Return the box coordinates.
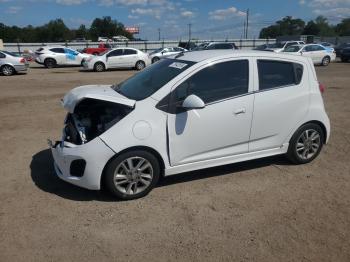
[293,120,328,144]
[101,145,166,187]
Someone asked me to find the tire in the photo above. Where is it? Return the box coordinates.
[287,123,325,164]
[135,60,146,71]
[321,56,330,66]
[104,150,160,200]
[152,57,160,63]
[44,58,56,68]
[1,65,15,76]
[94,62,105,72]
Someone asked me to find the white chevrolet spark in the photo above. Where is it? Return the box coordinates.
[50,50,330,200]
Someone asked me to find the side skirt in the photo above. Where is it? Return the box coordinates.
[164,144,289,176]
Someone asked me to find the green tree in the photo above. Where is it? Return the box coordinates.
[89,16,133,41]
[303,21,320,35]
[314,16,336,36]
[259,16,305,38]
[335,18,350,36]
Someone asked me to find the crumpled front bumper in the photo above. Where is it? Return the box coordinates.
[50,137,115,190]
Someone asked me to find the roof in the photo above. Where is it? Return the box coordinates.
[176,50,310,63]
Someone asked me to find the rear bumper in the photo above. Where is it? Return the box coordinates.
[50,138,115,190]
[14,64,29,72]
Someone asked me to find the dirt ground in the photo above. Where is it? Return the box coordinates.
[0,62,349,262]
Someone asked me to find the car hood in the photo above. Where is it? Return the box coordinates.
[62,85,136,113]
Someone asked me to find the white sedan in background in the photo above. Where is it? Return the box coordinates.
[83,48,150,72]
[283,44,336,66]
[35,46,91,68]
[149,47,187,63]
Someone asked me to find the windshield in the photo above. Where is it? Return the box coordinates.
[112,58,196,101]
[283,46,302,52]
[150,48,163,54]
[2,51,20,57]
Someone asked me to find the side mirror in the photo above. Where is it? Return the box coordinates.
[182,95,205,110]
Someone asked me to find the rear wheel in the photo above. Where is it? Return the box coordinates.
[44,58,56,68]
[135,60,146,71]
[104,150,160,200]
[287,123,324,164]
[152,57,160,63]
[321,56,330,66]
[94,62,105,72]
[1,65,15,76]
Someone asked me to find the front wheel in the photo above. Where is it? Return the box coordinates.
[104,150,160,200]
[1,65,15,76]
[322,56,330,66]
[287,123,324,164]
[152,57,160,63]
[135,60,146,71]
[94,62,105,72]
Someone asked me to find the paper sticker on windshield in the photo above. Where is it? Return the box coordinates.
[169,62,188,70]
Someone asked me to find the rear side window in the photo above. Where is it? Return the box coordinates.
[258,60,303,90]
[174,60,249,104]
[50,48,65,53]
[123,49,137,55]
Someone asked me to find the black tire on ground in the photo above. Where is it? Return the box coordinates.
[44,58,56,68]
[104,150,160,200]
[321,56,330,66]
[152,57,160,63]
[135,60,146,71]
[341,57,349,62]
[94,62,105,72]
[1,65,15,76]
[287,123,325,165]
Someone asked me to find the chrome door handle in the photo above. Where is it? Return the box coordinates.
[234,108,246,115]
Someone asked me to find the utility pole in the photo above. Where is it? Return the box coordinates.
[188,23,192,42]
[158,28,161,41]
[245,9,249,39]
[243,20,246,39]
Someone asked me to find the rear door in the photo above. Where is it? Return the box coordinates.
[122,49,138,67]
[249,59,308,152]
[49,48,66,64]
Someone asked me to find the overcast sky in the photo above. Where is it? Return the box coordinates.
[1,0,349,40]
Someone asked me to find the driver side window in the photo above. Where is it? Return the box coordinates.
[108,49,123,57]
[173,60,249,105]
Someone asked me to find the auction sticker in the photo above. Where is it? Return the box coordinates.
[169,62,188,69]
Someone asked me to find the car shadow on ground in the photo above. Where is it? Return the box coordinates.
[30,149,291,202]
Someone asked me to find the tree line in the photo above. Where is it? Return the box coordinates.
[260,16,350,38]
[0,16,133,42]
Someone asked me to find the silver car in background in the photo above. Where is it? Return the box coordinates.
[0,51,29,76]
[149,47,187,63]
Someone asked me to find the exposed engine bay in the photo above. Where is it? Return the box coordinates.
[63,98,133,145]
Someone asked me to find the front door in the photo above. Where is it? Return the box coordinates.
[167,59,254,166]
[106,49,124,68]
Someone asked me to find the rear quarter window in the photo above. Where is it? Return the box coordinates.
[258,60,304,90]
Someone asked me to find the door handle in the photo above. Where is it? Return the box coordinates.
[234,108,246,115]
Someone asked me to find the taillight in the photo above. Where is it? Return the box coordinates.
[20,58,25,63]
[319,82,326,93]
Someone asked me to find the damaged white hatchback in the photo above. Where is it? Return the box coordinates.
[50,50,330,200]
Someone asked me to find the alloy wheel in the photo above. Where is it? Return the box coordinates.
[295,129,321,160]
[113,157,153,195]
[2,65,14,76]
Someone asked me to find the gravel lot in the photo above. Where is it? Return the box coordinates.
[0,62,349,262]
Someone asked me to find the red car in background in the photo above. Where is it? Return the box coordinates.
[82,43,116,55]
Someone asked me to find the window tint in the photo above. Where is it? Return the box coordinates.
[174,60,249,104]
[123,49,137,55]
[108,49,123,57]
[258,60,303,90]
[315,45,325,51]
[50,48,65,53]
